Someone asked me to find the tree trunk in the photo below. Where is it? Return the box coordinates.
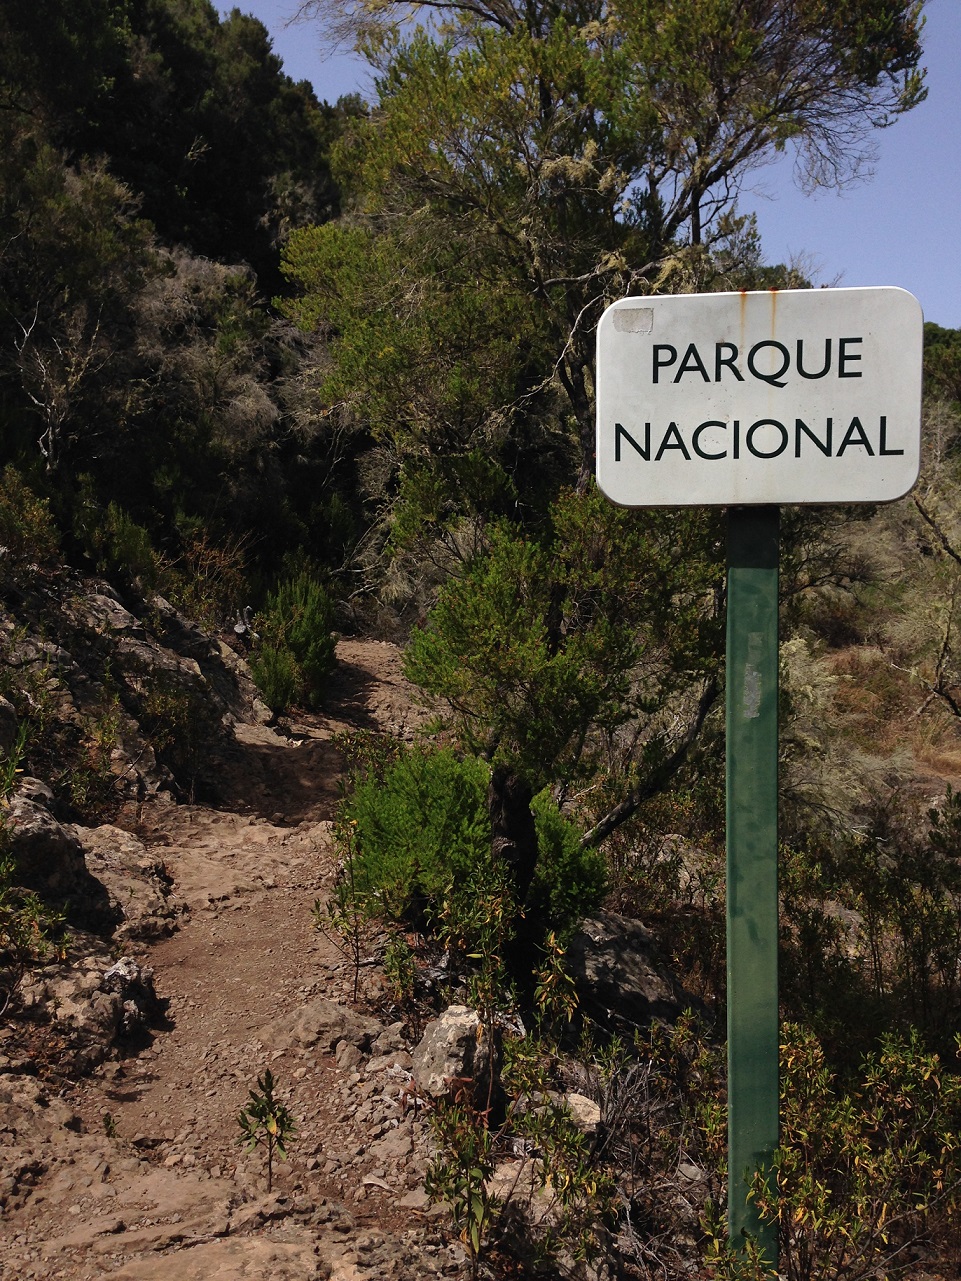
[488,765,538,904]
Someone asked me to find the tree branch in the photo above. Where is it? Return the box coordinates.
[913,496,961,568]
[579,676,719,850]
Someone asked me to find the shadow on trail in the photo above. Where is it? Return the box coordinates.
[200,657,394,823]
[204,733,345,824]
[321,655,388,732]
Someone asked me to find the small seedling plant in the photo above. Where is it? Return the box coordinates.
[237,1068,296,1193]
[425,1082,498,1281]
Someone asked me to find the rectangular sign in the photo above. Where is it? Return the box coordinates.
[595,286,923,507]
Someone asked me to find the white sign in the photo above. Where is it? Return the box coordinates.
[595,287,923,507]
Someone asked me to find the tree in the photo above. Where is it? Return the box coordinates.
[292,0,925,485]
[0,127,161,481]
[281,0,927,864]
[0,122,352,587]
[0,0,356,290]
[404,488,724,844]
[923,322,961,407]
[0,0,131,127]
[76,0,348,286]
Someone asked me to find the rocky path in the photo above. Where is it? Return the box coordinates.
[1,641,468,1281]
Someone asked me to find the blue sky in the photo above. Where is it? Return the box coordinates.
[225,0,961,329]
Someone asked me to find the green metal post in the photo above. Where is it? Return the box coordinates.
[726,505,780,1269]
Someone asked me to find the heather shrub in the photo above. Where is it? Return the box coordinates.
[338,746,605,961]
[0,466,58,580]
[251,572,335,710]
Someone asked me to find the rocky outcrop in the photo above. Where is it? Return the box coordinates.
[148,594,271,728]
[72,824,183,942]
[567,911,708,1033]
[267,997,385,1055]
[19,953,164,1073]
[2,573,271,809]
[5,781,117,932]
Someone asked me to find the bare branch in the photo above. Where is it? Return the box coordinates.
[579,676,720,850]
[913,496,961,569]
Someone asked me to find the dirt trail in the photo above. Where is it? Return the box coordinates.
[1,641,463,1281]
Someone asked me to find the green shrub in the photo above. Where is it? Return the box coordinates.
[527,791,607,944]
[425,1028,618,1277]
[250,643,299,713]
[339,746,605,963]
[343,747,492,920]
[780,789,961,1064]
[0,466,58,579]
[78,493,161,595]
[251,572,335,711]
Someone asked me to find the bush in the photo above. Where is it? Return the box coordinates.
[339,746,605,964]
[75,489,161,595]
[251,572,335,711]
[250,643,299,714]
[705,1026,961,1281]
[164,529,250,632]
[527,791,607,945]
[779,788,961,1065]
[0,466,58,581]
[343,747,492,921]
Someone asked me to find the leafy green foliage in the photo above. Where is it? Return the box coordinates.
[342,748,491,920]
[382,932,417,1007]
[79,497,162,597]
[577,1014,961,1279]
[251,572,336,711]
[1,0,350,288]
[0,0,131,131]
[0,1,369,602]
[251,645,300,716]
[425,1092,498,1278]
[0,851,66,1018]
[61,688,124,823]
[237,1068,296,1193]
[0,466,59,582]
[161,530,250,634]
[425,1021,618,1276]
[526,799,608,948]
[279,212,558,572]
[314,818,375,1003]
[777,780,961,1067]
[924,321,961,406]
[0,641,85,811]
[404,488,723,832]
[708,1028,961,1281]
[338,745,605,964]
[289,0,924,502]
[0,5,954,1276]
[280,221,545,438]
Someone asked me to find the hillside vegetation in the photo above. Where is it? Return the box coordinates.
[4,1,961,1277]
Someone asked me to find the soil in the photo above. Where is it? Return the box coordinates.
[0,640,469,1281]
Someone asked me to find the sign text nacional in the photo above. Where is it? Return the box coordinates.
[595,287,923,507]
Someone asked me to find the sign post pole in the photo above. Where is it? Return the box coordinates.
[594,284,923,1272]
[725,504,780,1268]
